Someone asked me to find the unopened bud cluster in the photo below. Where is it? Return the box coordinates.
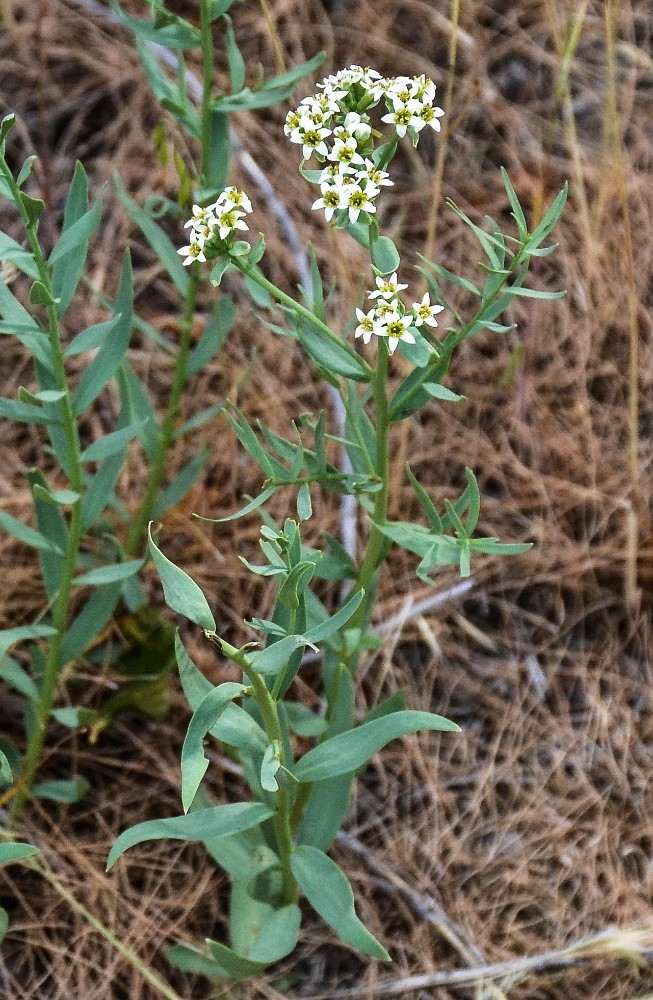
[178,187,253,266]
[285,65,444,224]
[354,273,444,355]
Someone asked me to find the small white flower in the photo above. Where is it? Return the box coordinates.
[342,182,378,222]
[368,272,408,301]
[312,181,346,222]
[220,186,253,213]
[381,99,422,138]
[354,307,376,344]
[416,103,445,131]
[412,292,445,328]
[375,310,415,354]
[410,74,437,103]
[358,159,393,188]
[284,109,303,136]
[328,137,365,170]
[215,208,249,240]
[177,240,207,266]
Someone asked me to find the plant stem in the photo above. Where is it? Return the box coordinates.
[1,159,85,819]
[125,267,200,555]
[346,339,390,650]
[219,640,297,905]
[233,258,375,378]
[199,0,214,187]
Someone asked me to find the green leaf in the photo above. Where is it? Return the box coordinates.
[294,710,460,783]
[109,0,200,49]
[0,624,57,661]
[181,682,245,812]
[79,420,147,462]
[249,634,307,675]
[284,702,326,738]
[296,319,370,383]
[204,108,231,193]
[0,396,56,424]
[370,235,400,275]
[61,583,122,664]
[0,657,39,700]
[32,777,90,803]
[423,381,465,403]
[175,403,225,437]
[201,485,278,523]
[151,446,210,518]
[0,509,62,554]
[107,802,274,869]
[296,482,312,522]
[20,193,45,225]
[260,742,281,792]
[48,195,103,266]
[0,113,16,143]
[505,285,566,299]
[204,940,264,979]
[0,748,13,782]
[0,842,38,868]
[291,845,390,960]
[82,450,126,531]
[116,361,160,461]
[303,589,364,645]
[115,175,189,297]
[500,167,528,238]
[165,943,231,977]
[74,560,144,587]
[63,316,121,357]
[187,294,235,377]
[73,250,134,414]
[149,525,216,631]
[0,231,39,279]
[224,15,246,92]
[34,486,79,506]
[28,469,67,600]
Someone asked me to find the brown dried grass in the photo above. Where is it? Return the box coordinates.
[1,0,653,997]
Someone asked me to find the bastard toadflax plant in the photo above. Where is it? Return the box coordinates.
[108,65,567,978]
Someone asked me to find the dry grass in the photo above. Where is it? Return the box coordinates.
[1,0,653,997]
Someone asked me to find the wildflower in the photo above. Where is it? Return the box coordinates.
[359,159,393,188]
[368,272,408,301]
[221,186,253,213]
[354,307,376,344]
[341,181,379,223]
[177,239,207,266]
[412,293,445,327]
[328,137,365,171]
[381,99,422,138]
[375,310,416,354]
[178,187,253,265]
[214,207,249,241]
[312,180,346,222]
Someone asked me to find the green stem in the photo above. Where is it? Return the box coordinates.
[199,0,214,186]
[2,159,85,819]
[233,258,375,379]
[125,267,200,555]
[219,640,297,905]
[346,338,390,649]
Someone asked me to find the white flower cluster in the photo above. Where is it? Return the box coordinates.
[285,65,444,224]
[354,273,444,355]
[178,187,253,266]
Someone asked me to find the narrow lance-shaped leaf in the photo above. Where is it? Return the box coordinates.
[73,250,134,414]
[181,683,245,812]
[148,525,216,631]
[107,802,275,869]
[291,845,390,961]
[294,710,460,783]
